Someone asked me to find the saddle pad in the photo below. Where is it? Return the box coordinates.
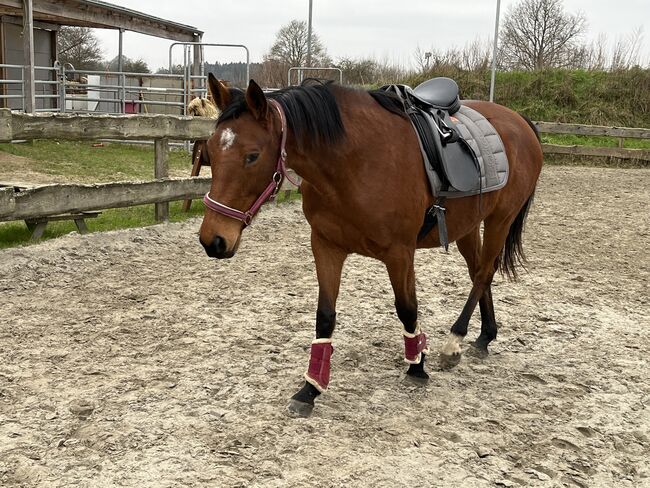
[426,104,509,198]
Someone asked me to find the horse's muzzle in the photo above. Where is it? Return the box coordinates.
[200,235,235,259]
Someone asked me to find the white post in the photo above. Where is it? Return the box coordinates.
[489,0,501,103]
[307,0,313,67]
[22,0,35,113]
[118,28,125,113]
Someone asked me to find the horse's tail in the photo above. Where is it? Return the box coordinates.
[520,113,541,142]
[498,191,535,281]
[496,112,541,281]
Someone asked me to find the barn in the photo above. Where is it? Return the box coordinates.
[0,0,203,112]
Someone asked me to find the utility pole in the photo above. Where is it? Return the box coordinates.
[489,0,501,102]
[307,0,313,67]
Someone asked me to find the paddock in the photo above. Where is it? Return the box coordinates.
[0,165,648,487]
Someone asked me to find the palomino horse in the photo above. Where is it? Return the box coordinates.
[199,73,542,416]
[183,97,219,211]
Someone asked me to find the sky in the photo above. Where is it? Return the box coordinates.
[95,0,650,71]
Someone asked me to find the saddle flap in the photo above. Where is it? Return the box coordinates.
[440,138,480,192]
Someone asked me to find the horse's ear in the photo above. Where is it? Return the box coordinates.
[208,73,230,111]
[245,79,267,121]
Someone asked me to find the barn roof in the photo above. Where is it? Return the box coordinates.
[0,0,202,41]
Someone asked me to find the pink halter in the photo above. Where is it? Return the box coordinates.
[202,99,299,226]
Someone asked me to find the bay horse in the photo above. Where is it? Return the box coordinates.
[199,73,542,417]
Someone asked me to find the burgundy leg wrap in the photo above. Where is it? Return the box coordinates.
[304,340,333,392]
[404,330,428,364]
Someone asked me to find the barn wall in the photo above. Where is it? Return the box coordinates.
[1,21,56,110]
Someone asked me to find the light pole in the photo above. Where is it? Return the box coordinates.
[307,0,313,67]
[489,0,501,102]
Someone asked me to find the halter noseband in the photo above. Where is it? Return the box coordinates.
[202,99,299,226]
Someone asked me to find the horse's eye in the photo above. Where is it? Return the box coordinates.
[245,153,260,165]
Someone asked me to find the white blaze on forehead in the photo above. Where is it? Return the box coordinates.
[220,128,236,150]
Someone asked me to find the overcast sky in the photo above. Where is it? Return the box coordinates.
[95,0,650,71]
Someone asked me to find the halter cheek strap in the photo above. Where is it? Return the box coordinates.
[202,99,299,226]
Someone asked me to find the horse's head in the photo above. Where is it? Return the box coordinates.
[199,74,282,259]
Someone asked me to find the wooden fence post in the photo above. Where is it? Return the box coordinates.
[154,138,169,221]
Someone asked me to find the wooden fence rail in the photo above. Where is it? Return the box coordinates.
[541,143,650,161]
[534,121,650,161]
[0,110,216,142]
[534,122,650,139]
[0,110,647,225]
[0,178,211,222]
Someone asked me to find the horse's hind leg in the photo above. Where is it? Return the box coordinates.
[385,247,430,384]
[440,217,511,368]
[288,231,346,417]
[456,228,498,358]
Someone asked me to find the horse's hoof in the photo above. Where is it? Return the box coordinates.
[468,341,489,359]
[404,372,430,386]
[439,351,462,370]
[287,399,314,418]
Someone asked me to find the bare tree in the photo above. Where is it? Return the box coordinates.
[336,57,379,85]
[266,20,331,68]
[461,38,492,71]
[583,33,608,70]
[413,46,431,73]
[610,27,644,70]
[499,0,587,70]
[156,64,184,75]
[414,39,491,73]
[57,27,104,70]
[107,56,150,73]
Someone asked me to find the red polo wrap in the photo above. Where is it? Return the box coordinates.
[305,341,333,391]
[404,332,428,363]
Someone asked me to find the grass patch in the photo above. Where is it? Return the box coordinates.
[402,67,650,128]
[542,134,650,149]
[0,200,205,249]
[0,192,303,249]
[0,140,192,182]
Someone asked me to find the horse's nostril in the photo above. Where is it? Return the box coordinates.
[212,236,227,255]
[200,235,229,259]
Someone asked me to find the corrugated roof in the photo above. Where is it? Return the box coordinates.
[0,0,203,41]
[79,0,202,36]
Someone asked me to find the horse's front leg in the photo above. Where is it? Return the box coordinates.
[385,247,430,384]
[288,231,346,417]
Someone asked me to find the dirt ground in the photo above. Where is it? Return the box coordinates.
[0,166,648,487]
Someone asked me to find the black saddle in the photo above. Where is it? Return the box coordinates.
[380,77,481,247]
[412,77,461,114]
[380,78,478,193]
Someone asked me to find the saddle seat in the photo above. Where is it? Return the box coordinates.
[412,77,461,114]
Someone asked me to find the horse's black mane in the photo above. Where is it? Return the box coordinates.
[217,79,406,152]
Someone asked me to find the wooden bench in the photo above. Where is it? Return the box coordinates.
[25,211,102,241]
[1,182,102,240]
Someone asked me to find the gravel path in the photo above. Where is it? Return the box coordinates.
[0,166,648,487]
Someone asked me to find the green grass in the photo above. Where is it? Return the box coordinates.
[402,67,650,128]
[543,134,650,149]
[0,140,219,249]
[0,140,191,181]
[0,200,206,249]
